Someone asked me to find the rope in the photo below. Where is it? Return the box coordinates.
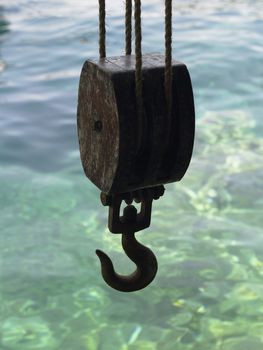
[98,0,173,143]
[165,0,173,115]
[99,0,106,58]
[134,0,143,147]
[125,0,132,55]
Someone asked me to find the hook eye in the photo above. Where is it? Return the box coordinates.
[96,231,158,292]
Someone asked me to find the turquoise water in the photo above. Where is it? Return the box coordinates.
[0,0,263,349]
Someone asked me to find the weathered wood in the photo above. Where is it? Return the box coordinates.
[77,53,195,194]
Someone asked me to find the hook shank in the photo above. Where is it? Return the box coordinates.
[96,232,158,292]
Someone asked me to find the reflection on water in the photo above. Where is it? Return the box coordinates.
[0,6,9,75]
[0,0,263,349]
[0,6,9,36]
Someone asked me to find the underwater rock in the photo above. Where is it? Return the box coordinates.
[226,261,250,281]
[0,316,57,349]
[7,299,42,317]
[201,317,247,339]
[179,110,263,219]
[167,312,193,327]
[123,340,157,350]
[196,110,256,153]
[156,326,193,350]
[73,286,109,310]
[248,322,263,340]
[227,283,263,301]
[219,336,263,350]
[199,281,221,299]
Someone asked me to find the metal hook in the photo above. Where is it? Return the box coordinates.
[96,206,158,292]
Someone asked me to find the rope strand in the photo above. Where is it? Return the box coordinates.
[134,0,143,115]
[125,0,132,55]
[99,0,106,58]
[165,0,173,115]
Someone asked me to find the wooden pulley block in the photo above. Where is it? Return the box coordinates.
[77,53,195,194]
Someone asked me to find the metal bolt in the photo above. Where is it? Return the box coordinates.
[94,120,103,133]
[123,192,133,205]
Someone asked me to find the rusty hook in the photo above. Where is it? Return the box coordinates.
[96,205,158,292]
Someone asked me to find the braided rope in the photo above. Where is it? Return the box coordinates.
[165,0,172,115]
[125,0,132,55]
[99,0,106,58]
[134,0,143,131]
